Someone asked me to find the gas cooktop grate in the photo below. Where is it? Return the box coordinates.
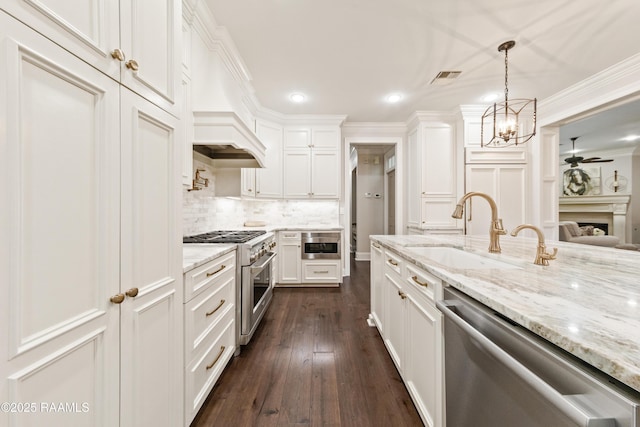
[183,230,266,244]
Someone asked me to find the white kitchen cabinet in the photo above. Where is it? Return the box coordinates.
[0,10,183,427]
[183,250,236,425]
[2,0,182,116]
[370,242,384,330]
[241,120,283,198]
[119,88,183,427]
[407,120,458,231]
[301,260,342,285]
[283,126,340,199]
[464,164,527,236]
[371,244,444,427]
[277,231,302,285]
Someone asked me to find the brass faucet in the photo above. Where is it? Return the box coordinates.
[451,192,506,253]
[510,224,558,266]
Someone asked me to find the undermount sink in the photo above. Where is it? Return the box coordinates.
[405,246,520,270]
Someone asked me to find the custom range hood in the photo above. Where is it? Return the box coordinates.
[193,111,266,168]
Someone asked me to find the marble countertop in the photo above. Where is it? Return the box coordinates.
[370,234,640,394]
[183,244,236,273]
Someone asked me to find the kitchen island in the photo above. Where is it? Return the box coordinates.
[370,233,640,394]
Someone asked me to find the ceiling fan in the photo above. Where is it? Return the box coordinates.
[563,136,614,167]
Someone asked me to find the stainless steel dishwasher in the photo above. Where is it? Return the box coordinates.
[436,287,640,427]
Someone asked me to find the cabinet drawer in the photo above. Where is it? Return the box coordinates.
[302,260,341,283]
[405,264,442,302]
[184,251,236,301]
[184,273,235,360]
[279,231,301,241]
[184,310,235,425]
[384,250,403,275]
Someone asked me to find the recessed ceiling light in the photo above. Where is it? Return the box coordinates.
[290,93,306,103]
[622,134,639,142]
[386,94,402,103]
[483,93,499,102]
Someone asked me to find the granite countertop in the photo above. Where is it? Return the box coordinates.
[370,234,640,394]
[183,244,236,273]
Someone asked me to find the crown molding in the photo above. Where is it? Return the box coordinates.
[539,53,640,127]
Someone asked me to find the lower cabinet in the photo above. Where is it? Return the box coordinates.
[183,250,237,425]
[372,245,444,427]
[301,260,341,284]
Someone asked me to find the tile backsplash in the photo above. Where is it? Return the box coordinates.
[183,157,340,235]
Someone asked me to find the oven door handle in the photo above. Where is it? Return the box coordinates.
[250,252,276,274]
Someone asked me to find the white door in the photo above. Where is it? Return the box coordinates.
[119,0,181,116]
[311,150,339,198]
[0,13,120,426]
[119,88,182,427]
[255,121,283,198]
[283,150,311,198]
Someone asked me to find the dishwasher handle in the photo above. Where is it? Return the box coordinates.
[436,299,616,427]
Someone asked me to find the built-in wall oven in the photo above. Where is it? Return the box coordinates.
[301,232,341,259]
[183,230,277,346]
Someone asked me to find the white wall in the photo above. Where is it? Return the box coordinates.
[355,148,385,259]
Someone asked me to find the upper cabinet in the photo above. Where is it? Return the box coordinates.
[283,126,341,199]
[242,120,284,198]
[2,0,182,116]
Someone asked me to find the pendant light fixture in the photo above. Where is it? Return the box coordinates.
[481,40,536,148]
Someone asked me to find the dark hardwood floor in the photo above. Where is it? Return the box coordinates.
[191,256,423,427]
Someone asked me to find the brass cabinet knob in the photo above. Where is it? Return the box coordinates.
[125,288,139,298]
[110,293,125,304]
[397,290,407,300]
[111,48,125,61]
[125,59,139,71]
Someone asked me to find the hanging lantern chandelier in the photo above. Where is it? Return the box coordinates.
[481,40,536,148]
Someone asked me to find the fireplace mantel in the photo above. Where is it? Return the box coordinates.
[559,195,630,243]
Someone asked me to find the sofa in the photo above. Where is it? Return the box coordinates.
[558,221,620,247]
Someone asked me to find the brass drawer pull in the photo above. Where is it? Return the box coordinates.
[206,346,226,370]
[388,259,398,266]
[205,299,226,317]
[397,290,407,300]
[411,276,429,288]
[206,265,226,277]
[313,270,329,274]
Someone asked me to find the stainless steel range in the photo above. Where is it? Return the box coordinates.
[183,230,277,345]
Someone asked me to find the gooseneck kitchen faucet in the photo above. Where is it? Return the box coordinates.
[451,192,506,253]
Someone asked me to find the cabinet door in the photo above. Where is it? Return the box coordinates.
[283,127,311,149]
[283,150,311,198]
[384,272,405,371]
[311,127,339,150]
[241,168,256,197]
[120,89,182,427]
[407,128,421,227]
[464,165,527,236]
[370,243,384,330]
[0,13,120,426]
[311,150,340,198]
[255,120,283,198]
[278,242,302,284]
[406,295,443,427]
[1,0,121,81]
[119,0,181,116]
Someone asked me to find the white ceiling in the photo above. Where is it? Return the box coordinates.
[205,0,640,125]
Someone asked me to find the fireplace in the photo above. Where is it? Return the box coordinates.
[559,195,630,243]
[577,222,608,235]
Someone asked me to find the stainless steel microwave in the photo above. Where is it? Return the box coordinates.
[301,232,341,260]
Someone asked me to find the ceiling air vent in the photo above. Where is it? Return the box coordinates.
[430,70,462,85]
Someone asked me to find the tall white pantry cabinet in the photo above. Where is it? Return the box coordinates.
[0,1,183,426]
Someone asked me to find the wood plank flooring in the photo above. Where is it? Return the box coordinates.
[191,257,423,427]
